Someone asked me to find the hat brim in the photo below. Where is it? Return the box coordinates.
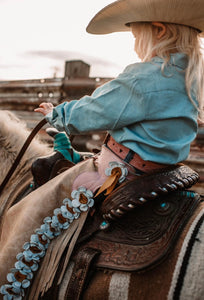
[86,0,204,37]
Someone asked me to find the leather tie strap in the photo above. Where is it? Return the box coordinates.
[65,247,101,300]
[0,118,47,196]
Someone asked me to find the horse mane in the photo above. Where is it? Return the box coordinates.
[0,110,50,181]
[0,110,51,235]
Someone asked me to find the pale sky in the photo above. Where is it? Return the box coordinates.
[0,0,138,80]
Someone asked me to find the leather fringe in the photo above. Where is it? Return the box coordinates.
[29,212,88,300]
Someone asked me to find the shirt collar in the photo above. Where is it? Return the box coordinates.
[151,53,188,70]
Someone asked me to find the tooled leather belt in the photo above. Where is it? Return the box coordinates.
[106,135,168,173]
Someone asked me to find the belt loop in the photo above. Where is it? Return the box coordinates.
[124,149,135,164]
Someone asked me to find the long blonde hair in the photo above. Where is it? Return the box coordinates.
[131,22,204,120]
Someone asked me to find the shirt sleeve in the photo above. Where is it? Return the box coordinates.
[45,69,146,135]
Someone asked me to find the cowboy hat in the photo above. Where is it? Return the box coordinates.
[86,0,204,36]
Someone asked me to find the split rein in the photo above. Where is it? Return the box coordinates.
[0,118,47,197]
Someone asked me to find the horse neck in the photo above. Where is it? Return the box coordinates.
[0,118,50,184]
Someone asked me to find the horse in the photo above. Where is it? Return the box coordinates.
[0,111,51,220]
[0,110,203,300]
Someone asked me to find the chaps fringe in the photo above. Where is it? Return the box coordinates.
[29,212,88,300]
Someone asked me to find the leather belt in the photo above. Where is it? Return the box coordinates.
[106,135,168,173]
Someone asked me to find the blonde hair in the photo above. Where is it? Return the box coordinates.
[131,22,204,120]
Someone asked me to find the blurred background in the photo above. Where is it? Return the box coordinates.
[0,0,139,80]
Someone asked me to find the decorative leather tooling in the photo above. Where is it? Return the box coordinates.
[75,191,200,271]
[101,164,199,220]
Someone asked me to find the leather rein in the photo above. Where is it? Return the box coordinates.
[0,118,47,196]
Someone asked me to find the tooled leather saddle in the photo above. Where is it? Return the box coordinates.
[74,164,200,271]
[41,163,201,300]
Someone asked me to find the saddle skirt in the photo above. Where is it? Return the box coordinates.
[72,164,200,272]
[75,191,200,272]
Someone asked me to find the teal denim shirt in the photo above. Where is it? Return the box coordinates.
[46,53,198,164]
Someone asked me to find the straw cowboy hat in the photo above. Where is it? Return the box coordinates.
[86,0,204,36]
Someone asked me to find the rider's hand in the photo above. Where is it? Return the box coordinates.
[34,102,54,116]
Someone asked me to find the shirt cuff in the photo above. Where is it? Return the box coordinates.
[45,111,53,124]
